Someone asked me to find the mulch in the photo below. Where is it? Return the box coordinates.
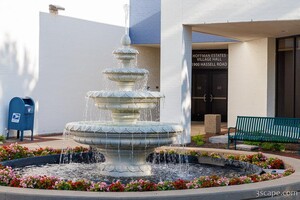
[187,132,300,159]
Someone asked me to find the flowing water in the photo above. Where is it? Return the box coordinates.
[14,162,250,184]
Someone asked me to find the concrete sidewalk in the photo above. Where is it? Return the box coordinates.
[3,122,227,150]
[191,121,227,136]
[4,135,88,150]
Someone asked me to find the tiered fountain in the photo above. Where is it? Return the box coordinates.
[65,34,183,177]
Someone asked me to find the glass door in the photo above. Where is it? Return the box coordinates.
[192,69,228,122]
[192,70,209,121]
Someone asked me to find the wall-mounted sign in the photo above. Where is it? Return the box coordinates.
[192,50,228,69]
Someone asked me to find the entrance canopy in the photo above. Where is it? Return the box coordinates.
[191,20,300,41]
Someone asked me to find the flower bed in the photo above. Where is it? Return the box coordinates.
[188,150,285,169]
[0,143,89,162]
[0,143,295,192]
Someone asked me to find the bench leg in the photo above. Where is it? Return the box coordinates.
[6,129,9,139]
[20,131,24,141]
[227,138,230,149]
[234,139,237,150]
[31,130,33,141]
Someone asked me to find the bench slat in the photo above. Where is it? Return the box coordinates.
[228,116,300,149]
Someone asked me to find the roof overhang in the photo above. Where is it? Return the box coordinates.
[191,20,300,41]
[133,42,233,50]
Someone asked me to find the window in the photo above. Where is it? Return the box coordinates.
[276,36,300,118]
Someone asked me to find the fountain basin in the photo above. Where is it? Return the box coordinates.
[1,149,299,200]
[9,151,262,183]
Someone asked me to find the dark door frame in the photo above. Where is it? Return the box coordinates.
[276,36,300,118]
[191,68,228,122]
[191,49,228,122]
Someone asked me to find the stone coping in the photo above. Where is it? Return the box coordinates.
[103,67,149,75]
[0,148,299,200]
[86,90,164,98]
[65,121,183,133]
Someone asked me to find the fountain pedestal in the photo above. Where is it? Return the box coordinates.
[97,148,153,176]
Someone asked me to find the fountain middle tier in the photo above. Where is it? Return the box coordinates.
[87,90,164,124]
[65,121,183,177]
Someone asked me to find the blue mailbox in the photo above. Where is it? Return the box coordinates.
[7,97,35,141]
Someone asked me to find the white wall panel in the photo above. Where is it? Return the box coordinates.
[181,0,300,24]
[0,0,126,135]
[35,13,123,134]
[161,0,192,143]
[228,38,276,126]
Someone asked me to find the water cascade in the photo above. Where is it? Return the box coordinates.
[64,34,183,177]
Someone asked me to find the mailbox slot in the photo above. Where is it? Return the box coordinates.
[25,105,34,114]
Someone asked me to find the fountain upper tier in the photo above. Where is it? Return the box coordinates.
[102,35,147,91]
[113,34,139,68]
[103,67,149,91]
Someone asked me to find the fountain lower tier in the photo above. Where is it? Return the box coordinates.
[65,121,183,177]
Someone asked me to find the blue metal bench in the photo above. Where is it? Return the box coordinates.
[228,116,300,150]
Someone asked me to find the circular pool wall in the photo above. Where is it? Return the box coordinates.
[0,148,299,200]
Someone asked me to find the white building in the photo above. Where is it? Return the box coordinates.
[0,0,128,135]
[131,0,300,142]
[1,0,300,143]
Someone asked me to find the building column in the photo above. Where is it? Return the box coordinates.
[161,0,192,143]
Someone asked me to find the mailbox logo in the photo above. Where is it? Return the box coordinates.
[11,113,21,123]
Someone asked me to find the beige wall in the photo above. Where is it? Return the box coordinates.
[228,38,276,127]
[134,46,161,121]
[134,46,160,91]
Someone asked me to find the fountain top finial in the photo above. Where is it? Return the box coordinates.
[121,34,131,46]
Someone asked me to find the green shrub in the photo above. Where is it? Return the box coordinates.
[191,135,205,146]
[261,142,285,151]
[0,135,5,143]
[243,141,260,146]
[188,150,198,156]
[243,141,285,152]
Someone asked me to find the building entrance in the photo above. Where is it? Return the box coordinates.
[192,69,228,122]
[191,50,228,122]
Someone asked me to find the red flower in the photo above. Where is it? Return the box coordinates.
[108,181,125,192]
[173,179,188,190]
